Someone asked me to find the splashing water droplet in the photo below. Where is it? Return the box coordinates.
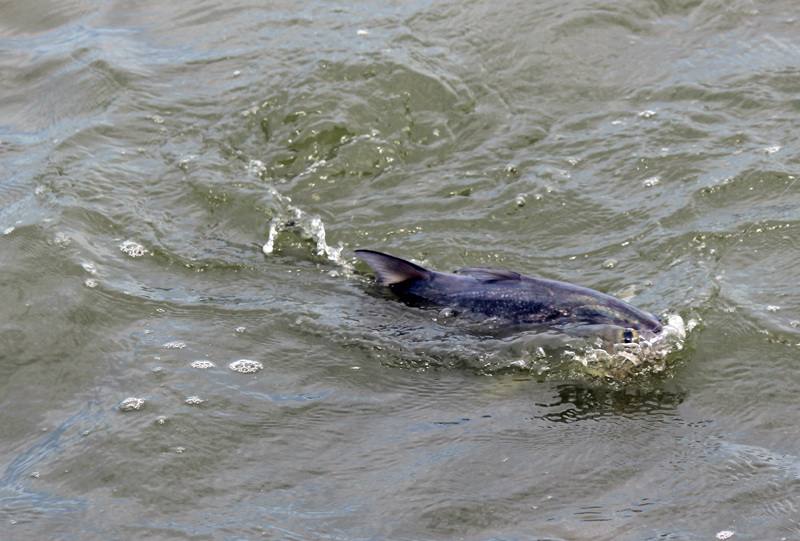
[261,190,350,269]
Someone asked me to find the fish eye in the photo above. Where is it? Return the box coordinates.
[622,328,638,343]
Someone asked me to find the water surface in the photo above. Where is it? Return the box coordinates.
[2,1,800,539]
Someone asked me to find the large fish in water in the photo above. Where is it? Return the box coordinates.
[355,249,663,345]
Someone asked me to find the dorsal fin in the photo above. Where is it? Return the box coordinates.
[355,250,430,286]
[454,267,521,282]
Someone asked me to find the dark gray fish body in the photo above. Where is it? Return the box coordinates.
[355,249,663,343]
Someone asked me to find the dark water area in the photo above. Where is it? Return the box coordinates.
[2,1,800,539]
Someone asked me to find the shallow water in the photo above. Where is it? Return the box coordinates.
[2,1,800,539]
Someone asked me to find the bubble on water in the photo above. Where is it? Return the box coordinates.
[246,159,266,176]
[642,176,660,187]
[509,359,528,369]
[235,326,246,333]
[190,360,216,369]
[175,447,186,454]
[357,29,370,35]
[764,146,780,154]
[119,240,147,257]
[602,259,617,269]
[163,341,186,349]
[767,305,780,312]
[638,110,657,118]
[118,397,146,412]
[790,320,800,328]
[82,262,97,274]
[84,278,98,288]
[716,531,734,540]
[178,155,196,169]
[30,471,40,478]
[185,396,205,405]
[54,232,71,247]
[229,359,263,373]
[155,416,167,425]
[514,194,527,207]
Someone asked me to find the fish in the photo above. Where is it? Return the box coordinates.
[355,249,663,345]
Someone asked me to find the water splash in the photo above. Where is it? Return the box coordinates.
[260,182,349,268]
[569,313,687,380]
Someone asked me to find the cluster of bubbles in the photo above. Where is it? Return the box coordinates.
[190,360,216,369]
[119,240,147,257]
[228,359,263,373]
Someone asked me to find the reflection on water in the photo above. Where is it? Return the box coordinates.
[538,382,686,424]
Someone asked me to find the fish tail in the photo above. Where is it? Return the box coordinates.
[355,250,430,285]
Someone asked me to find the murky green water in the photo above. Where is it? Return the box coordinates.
[2,1,800,539]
